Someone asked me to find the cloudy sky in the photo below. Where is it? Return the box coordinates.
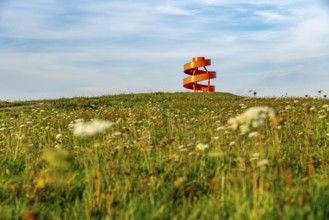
[1,0,329,100]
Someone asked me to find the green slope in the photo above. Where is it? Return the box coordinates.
[1,92,329,219]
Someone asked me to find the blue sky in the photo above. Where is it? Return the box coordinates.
[1,0,329,100]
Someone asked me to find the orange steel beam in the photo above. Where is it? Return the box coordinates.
[183,57,216,92]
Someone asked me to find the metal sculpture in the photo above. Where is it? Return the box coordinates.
[183,57,216,92]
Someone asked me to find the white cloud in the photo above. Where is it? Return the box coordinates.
[156,5,192,15]
[254,11,290,22]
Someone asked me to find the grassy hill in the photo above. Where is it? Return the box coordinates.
[0,100,11,108]
[0,92,329,219]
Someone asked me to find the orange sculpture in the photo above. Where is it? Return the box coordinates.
[183,57,216,92]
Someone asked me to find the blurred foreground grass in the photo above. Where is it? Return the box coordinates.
[1,92,329,219]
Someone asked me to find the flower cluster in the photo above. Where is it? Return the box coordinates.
[196,143,209,151]
[70,119,115,137]
[227,106,276,134]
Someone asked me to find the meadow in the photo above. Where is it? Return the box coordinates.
[0,92,329,219]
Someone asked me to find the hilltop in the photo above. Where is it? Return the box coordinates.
[0,92,329,219]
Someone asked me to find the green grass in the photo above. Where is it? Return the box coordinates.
[1,92,329,219]
[0,100,11,108]
[0,99,43,109]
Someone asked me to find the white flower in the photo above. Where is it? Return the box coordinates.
[319,115,326,119]
[196,143,209,151]
[75,118,84,123]
[239,104,248,109]
[229,141,236,146]
[112,131,122,137]
[55,134,62,140]
[112,131,129,138]
[216,126,226,131]
[227,106,276,134]
[72,119,115,137]
[251,153,260,160]
[257,159,269,167]
[248,131,260,138]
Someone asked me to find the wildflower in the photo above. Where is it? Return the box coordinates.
[251,153,260,161]
[257,159,269,167]
[188,152,196,156]
[179,148,188,152]
[322,105,329,111]
[196,143,209,151]
[112,131,122,137]
[71,119,115,137]
[239,104,248,109]
[248,131,260,138]
[319,115,326,119]
[75,118,84,123]
[55,134,62,140]
[227,106,276,134]
[112,130,129,138]
[216,126,226,131]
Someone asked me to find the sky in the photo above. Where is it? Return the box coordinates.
[0,0,329,100]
